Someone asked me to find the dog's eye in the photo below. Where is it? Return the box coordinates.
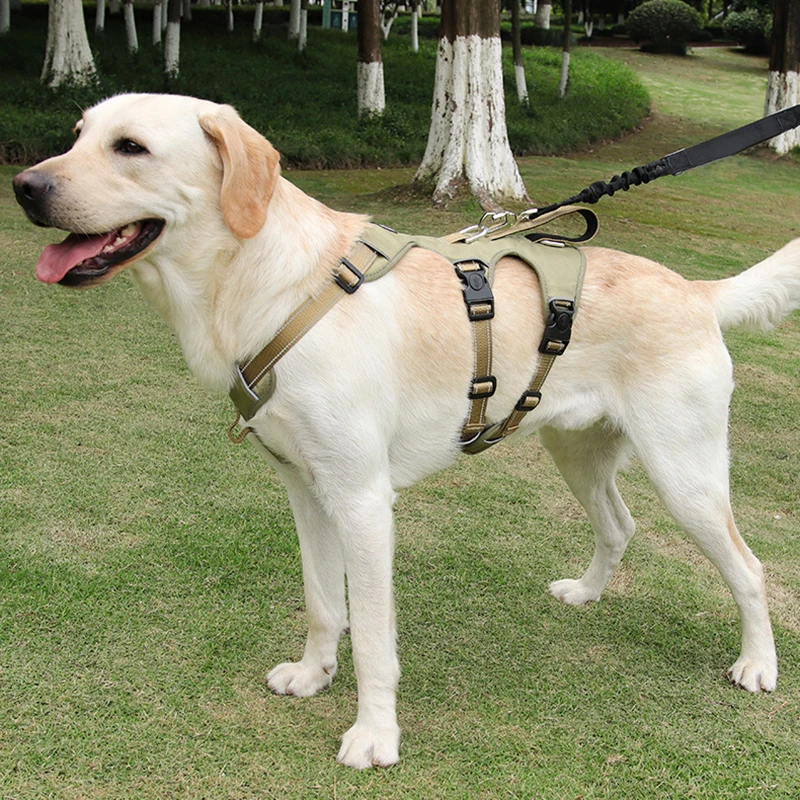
[115,139,148,156]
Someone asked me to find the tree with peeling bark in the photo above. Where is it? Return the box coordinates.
[415,0,528,209]
[511,0,529,106]
[766,0,800,155]
[41,0,97,87]
[164,0,181,79]
[357,0,385,118]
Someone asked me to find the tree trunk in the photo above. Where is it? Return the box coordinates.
[123,0,138,53]
[559,0,572,98]
[1,0,10,34]
[152,0,162,45]
[288,0,300,38]
[534,0,550,29]
[415,0,528,209]
[298,0,308,51]
[226,0,234,31]
[766,0,800,155]
[357,0,385,117]
[41,0,97,87]
[511,0,528,107]
[253,0,263,41]
[95,0,106,33]
[410,3,419,52]
[164,0,181,78]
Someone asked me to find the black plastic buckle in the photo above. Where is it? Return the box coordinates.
[515,390,541,412]
[539,298,574,355]
[469,375,497,400]
[455,264,495,321]
[335,258,364,294]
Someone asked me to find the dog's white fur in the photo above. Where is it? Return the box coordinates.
[17,94,800,768]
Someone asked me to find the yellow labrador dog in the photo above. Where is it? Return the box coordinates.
[13,94,800,769]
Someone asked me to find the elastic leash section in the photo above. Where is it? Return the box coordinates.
[526,103,800,221]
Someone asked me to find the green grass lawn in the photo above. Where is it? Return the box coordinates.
[1,46,799,798]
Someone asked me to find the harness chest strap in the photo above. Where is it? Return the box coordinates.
[228,215,589,454]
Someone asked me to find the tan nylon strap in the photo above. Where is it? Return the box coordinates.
[454,261,495,442]
[488,205,598,243]
[444,205,597,246]
[240,242,378,389]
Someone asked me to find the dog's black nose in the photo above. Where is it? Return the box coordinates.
[13,170,54,206]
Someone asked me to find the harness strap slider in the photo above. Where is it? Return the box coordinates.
[469,375,497,400]
[515,390,542,412]
[334,257,364,294]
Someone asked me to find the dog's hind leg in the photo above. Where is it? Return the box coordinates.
[540,424,636,605]
[628,394,777,692]
[267,470,348,698]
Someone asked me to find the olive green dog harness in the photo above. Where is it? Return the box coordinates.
[228,207,592,456]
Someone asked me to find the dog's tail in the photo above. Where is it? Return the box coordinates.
[705,238,800,332]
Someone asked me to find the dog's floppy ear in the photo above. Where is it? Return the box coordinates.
[199,105,281,239]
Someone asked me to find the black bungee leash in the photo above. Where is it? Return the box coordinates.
[527,103,800,221]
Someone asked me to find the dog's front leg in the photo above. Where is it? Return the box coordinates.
[334,476,401,769]
[267,470,348,697]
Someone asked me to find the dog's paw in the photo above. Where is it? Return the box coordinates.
[267,659,336,697]
[336,722,400,769]
[549,578,601,605]
[727,656,777,693]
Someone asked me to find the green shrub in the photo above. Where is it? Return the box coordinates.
[722,8,772,54]
[626,0,703,54]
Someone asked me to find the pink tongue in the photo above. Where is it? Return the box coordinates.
[36,231,117,283]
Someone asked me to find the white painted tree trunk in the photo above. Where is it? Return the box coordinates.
[534,1,550,29]
[410,8,418,52]
[1,0,10,34]
[109,0,121,13]
[558,50,570,97]
[765,70,800,154]
[152,0,162,45]
[161,0,168,31]
[298,6,308,51]
[381,8,398,39]
[164,20,180,77]
[288,0,300,38]
[416,35,527,208]
[41,0,97,87]
[515,63,529,107]
[95,0,106,31]
[253,0,263,41]
[357,60,386,117]
[124,1,138,53]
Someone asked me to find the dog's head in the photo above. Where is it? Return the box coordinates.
[13,93,281,288]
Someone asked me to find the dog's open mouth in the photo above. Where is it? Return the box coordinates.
[36,219,165,286]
